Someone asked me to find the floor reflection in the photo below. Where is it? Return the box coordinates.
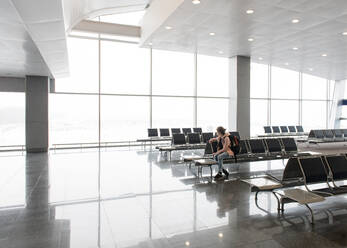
[1,148,347,247]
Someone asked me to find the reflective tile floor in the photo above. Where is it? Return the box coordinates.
[1,147,347,247]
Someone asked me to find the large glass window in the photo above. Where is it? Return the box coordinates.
[197,98,228,132]
[197,55,229,97]
[251,62,268,98]
[302,100,327,131]
[250,99,268,136]
[302,74,327,100]
[152,50,194,96]
[50,94,98,144]
[55,38,99,93]
[271,66,299,99]
[271,100,299,126]
[0,93,25,146]
[152,97,194,128]
[101,96,150,141]
[101,41,150,95]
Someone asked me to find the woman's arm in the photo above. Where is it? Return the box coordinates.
[209,137,219,143]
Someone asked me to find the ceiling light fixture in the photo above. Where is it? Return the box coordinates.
[292,19,300,23]
[246,9,254,14]
[148,42,153,46]
[342,32,347,36]
[248,38,254,42]
[209,32,215,36]
[185,241,190,246]
[258,57,263,60]
[285,62,289,65]
[292,47,299,50]
[309,68,314,71]
[321,53,327,57]
[218,233,224,238]
[218,51,224,54]
[192,0,201,4]
[165,26,172,30]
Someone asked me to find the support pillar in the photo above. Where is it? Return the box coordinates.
[229,56,251,139]
[25,76,49,153]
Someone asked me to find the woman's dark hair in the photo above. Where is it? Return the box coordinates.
[216,126,226,135]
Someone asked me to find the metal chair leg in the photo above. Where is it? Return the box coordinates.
[305,204,315,224]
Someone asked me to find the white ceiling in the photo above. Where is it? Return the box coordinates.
[141,0,347,80]
[0,0,51,77]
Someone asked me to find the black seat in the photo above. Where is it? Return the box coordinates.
[159,128,170,137]
[281,138,297,153]
[171,128,181,134]
[333,129,344,140]
[280,126,289,133]
[265,139,282,153]
[187,133,201,144]
[310,130,324,139]
[239,140,248,155]
[264,126,272,134]
[193,128,202,134]
[323,130,334,139]
[281,157,304,185]
[296,126,304,133]
[172,133,186,145]
[201,132,213,143]
[148,128,158,137]
[182,128,192,135]
[288,126,296,133]
[324,155,347,182]
[298,157,334,195]
[272,126,281,134]
[248,139,266,154]
[301,156,347,195]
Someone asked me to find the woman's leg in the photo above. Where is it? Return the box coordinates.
[218,152,229,173]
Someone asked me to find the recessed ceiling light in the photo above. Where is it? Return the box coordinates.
[246,9,254,14]
[209,32,215,36]
[309,68,314,71]
[321,53,327,57]
[248,38,254,42]
[218,233,224,238]
[165,26,172,30]
[292,19,300,23]
[292,47,299,50]
[218,51,224,54]
[185,241,190,246]
[285,62,289,65]
[342,32,347,36]
[148,42,153,46]
[258,57,263,60]
[192,0,200,4]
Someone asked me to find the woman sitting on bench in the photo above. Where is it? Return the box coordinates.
[209,126,234,180]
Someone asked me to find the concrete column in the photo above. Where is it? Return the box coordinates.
[329,80,345,128]
[228,56,251,139]
[25,76,49,153]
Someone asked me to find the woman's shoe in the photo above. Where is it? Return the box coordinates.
[222,169,229,179]
[214,172,224,181]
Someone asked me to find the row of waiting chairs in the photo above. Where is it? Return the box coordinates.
[148,128,203,137]
[264,126,304,134]
[172,131,242,146]
[225,138,299,158]
[308,129,347,142]
[251,154,347,223]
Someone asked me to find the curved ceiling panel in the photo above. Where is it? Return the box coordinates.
[63,0,150,32]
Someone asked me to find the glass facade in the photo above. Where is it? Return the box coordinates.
[50,37,229,145]
[250,61,332,136]
[0,37,335,146]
